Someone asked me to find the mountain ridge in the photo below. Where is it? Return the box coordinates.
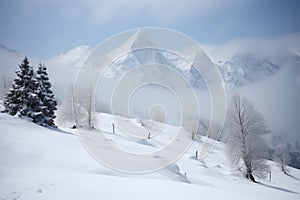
[0,42,18,54]
[0,38,284,90]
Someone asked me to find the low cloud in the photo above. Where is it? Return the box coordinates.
[204,33,300,62]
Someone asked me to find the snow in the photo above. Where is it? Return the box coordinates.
[0,107,300,200]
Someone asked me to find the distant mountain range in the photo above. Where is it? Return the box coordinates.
[48,30,281,90]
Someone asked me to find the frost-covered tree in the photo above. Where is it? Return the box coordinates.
[86,86,94,129]
[36,63,57,127]
[226,93,270,182]
[273,145,291,174]
[189,119,209,141]
[0,75,9,100]
[56,85,76,127]
[72,84,95,129]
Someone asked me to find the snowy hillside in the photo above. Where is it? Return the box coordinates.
[0,107,300,199]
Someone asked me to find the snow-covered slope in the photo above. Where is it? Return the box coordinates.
[0,109,300,200]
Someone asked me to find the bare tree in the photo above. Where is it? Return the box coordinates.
[226,93,270,182]
[57,84,95,129]
[192,119,209,141]
[72,84,95,129]
[273,144,291,174]
[56,86,76,127]
[149,105,166,124]
[0,75,10,100]
[86,86,94,129]
[188,119,204,141]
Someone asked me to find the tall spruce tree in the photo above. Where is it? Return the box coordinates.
[4,57,36,116]
[19,69,43,123]
[36,63,57,127]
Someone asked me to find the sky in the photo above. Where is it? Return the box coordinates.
[0,0,300,59]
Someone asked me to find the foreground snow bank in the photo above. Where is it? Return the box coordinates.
[0,112,299,200]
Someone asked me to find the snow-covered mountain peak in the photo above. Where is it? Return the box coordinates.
[57,44,91,62]
[125,29,154,50]
[217,54,280,89]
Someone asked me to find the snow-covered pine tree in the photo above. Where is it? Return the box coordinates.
[4,57,36,116]
[17,60,44,123]
[3,57,49,126]
[36,63,57,127]
[3,82,20,115]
